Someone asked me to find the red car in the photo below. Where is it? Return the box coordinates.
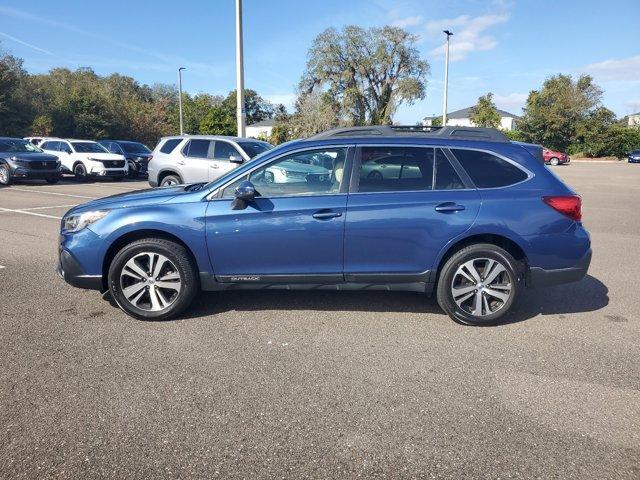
[542,148,570,166]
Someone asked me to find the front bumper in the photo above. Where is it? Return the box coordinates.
[528,248,592,287]
[56,248,103,291]
[11,167,62,179]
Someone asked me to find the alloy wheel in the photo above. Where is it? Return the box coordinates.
[119,252,182,312]
[0,166,9,184]
[450,257,512,317]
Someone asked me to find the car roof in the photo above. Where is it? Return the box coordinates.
[160,135,252,142]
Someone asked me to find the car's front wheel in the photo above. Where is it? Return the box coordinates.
[549,157,559,166]
[0,164,12,186]
[436,243,522,325]
[108,238,198,320]
[73,162,88,181]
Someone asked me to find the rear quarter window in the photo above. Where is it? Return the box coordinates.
[451,149,528,188]
[159,138,182,154]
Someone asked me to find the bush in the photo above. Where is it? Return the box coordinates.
[504,130,527,142]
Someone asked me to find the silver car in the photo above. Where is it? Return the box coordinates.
[148,135,272,187]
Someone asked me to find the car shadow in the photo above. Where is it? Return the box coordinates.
[181,274,609,325]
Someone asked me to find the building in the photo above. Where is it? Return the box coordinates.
[245,118,275,139]
[628,112,640,127]
[423,107,519,131]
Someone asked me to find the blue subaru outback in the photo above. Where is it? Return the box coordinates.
[57,126,591,325]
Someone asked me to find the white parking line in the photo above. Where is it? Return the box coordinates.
[0,207,62,220]
[0,265,5,270]
[2,187,96,199]
[20,204,77,211]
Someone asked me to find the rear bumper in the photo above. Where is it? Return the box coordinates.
[529,248,592,287]
[56,248,103,291]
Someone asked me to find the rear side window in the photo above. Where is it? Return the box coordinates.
[451,149,528,188]
[435,149,465,190]
[159,138,182,154]
[358,147,434,192]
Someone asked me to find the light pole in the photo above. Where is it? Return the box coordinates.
[235,0,246,137]
[442,30,453,126]
[178,67,186,135]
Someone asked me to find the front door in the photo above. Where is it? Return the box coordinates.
[181,138,214,183]
[344,146,481,281]
[205,146,352,282]
[209,140,242,181]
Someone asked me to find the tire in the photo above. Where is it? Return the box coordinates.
[108,238,198,321]
[160,174,181,187]
[0,164,12,186]
[73,162,88,181]
[436,243,523,326]
[127,161,139,179]
[368,170,383,180]
[46,177,60,184]
[549,157,559,166]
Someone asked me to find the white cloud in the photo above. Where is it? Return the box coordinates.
[493,92,528,111]
[581,55,640,83]
[264,93,296,110]
[391,15,423,28]
[426,14,509,61]
[0,31,55,56]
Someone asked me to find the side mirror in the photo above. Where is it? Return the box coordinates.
[229,155,243,164]
[231,180,256,210]
[65,149,72,155]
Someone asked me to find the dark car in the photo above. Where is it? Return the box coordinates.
[628,150,640,163]
[0,137,61,186]
[98,140,152,178]
[57,126,591,326]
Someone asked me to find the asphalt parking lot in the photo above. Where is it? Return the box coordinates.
[1,163,639,479]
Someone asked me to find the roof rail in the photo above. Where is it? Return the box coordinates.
[305,125,510,143]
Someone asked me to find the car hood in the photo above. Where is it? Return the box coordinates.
[4,152,59,162]
[79,153,125,161]
[66,184,191,215]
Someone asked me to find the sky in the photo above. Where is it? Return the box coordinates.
[1,0,639,123]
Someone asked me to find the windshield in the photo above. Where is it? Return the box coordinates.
[0,139,43,153]
[71,142,109,153]
[121,142,151,154]
[238,141,273,159]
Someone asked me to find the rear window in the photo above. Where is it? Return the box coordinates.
[184,139,213,158]
[435,149,464,190]
[159,138,182,154]
[358,146,434,193]
[451,149,528,188]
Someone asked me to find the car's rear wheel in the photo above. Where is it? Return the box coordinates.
[549,157,559,166]
[436,243,522,325]
[160,174,181,187]
[0,164,12,186]
[108,238,198,320]
[73,162,88,181]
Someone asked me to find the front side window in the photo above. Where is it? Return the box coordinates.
[223,148,347,198]
[358,147,434,193]
[0,139,43,153]
[213,141,241,161]
[121,142,150,154]
[451,149,528,188]
[184,139,214,159]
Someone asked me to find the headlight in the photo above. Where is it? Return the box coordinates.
[63,210,110,233]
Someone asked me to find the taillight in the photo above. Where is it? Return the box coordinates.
[543,195,582,222]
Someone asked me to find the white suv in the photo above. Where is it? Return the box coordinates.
[40,138,128,180]
[148,135,272,187]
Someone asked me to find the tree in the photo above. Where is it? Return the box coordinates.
[222,89,275,125]
[30,115,54,136]
[199,107,235,136]
[572,106,616,157]
[469,93,501,128]
[518,74,603,151]
[300,25,429,125]
[287,90,340,138]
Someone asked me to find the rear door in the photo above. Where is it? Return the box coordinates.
[181,139,214,183]
[343,145,481,282]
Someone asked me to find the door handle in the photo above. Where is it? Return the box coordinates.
[312,211,343,220]
[177,160,186,165]
[435,202,465,213]
[210,164,219,169]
